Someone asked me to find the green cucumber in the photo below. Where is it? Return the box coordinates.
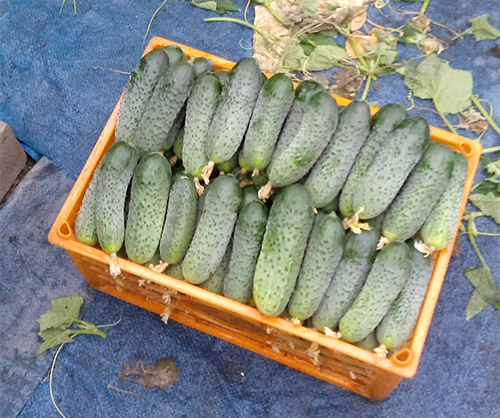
[239,73,294,173]
[183,72,222,179]
[200,242,232,294]
[216,70,230,87]
[193,57,214,78]
[115,49,169,142]
[162,105,185,151]
[173,128,184,160]
[377,245,434,350]
[165,263,184,280]
[135,62,195,156]
[421,151,468,250]
[96,142,139,253]
[159,174,198,264]
[216,153,238,173]
[240,185,259,210]
[182,175,242,284]
[305,100,371,208]
[252,170,269,187]
[223,200,268,303]
[163,45,186,65]
[356,331,378,351]
[253,184,314,316]
[311,228,379,331]
[288,213,345,321]
[125,153,171,264]
[320,196,338,214]
[271,81,325,163]
[75,164,101,245]
[352,116,430,219]
[382,143,454,241]
[266,91,339,188]
[206,58,262,165]
[339,241,412,342]
[339,103,408,217]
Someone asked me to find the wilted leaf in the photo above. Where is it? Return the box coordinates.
[469,192,500,223]
[298,0,316,17]
[305,44,350,71]
[36,328,75,356]
[282,43,308,71]
[331,67,365,97]
[191,0,240,14]
[346,32,377,57]
[37,295,84,332]
[455,107,489,134]
[462,14,500,41]
[403,54,473,114]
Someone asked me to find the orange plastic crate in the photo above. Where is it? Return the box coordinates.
[49,37,482,399]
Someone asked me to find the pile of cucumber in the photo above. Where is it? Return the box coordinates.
[74,45,469,354]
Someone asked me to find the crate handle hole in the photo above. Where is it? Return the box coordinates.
[58,222,71,238]
[392,348,412,366]
[459,142,472,156]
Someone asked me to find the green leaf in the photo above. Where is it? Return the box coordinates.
[305,45,350,71]
[363,42,399,67]
[299,32,341,56]
[403,54,473,114]
[375,30,397,48]
[191,0,240,14]
[465,289,491,320]
[298,0,316,17]
[469,192,500,223]
[282,43,308,71]
[465,14,500,41]
[484,158,500,177]
[465,266,500,307]
[475,179,500,197]
[398,22,426,46]
[37,295,84,332]
[36,328,75,356]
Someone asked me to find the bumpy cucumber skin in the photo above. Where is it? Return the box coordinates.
[165,263,184,280]
[271,81,325,163]
[96,142,139,254]
[377,245,433,350]
[240,185,259,211]
[339,241,411,343]
[305,101,371,208]
[173,128,184,160]
[182,175,242,284]
[339,103,408,217]
[239,73,294,172]
[115,49,169,143]
[163,45,186,65]
[356,331,378,351]
[135,62,195,156]
[183,73,222,179]
[422,151,468,250]
[200,242,232,294]
[162,105,185,151]
[125,153,171,264]
[75,164,101,245]
[352,117,430,219]
[159,174,198,264]
[320,195,339,214]
[311,228,379,331]
[253,184,315,316]
[206,58,262,164]
[267,91,339,187]
[216,70,230,87]
[224,201,269,303]
[288,213,345,321]
[216,153,238,173]
[382,143,454,241]
[193,57,215,78]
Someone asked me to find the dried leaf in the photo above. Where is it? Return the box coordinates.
[346,32,377,57]
[118,358,180,388]
[331,67,365,97]
[455,107,489,134]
